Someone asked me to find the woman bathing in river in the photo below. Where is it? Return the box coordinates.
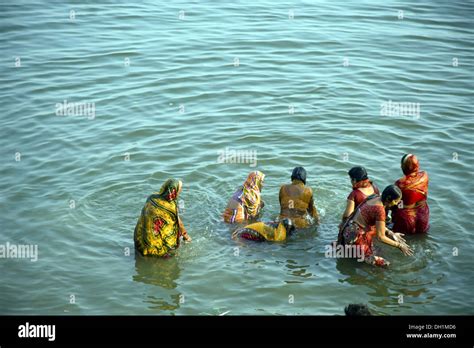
[341,166,379,223]
[223,171,265,224]
[278,167,319,228]
[134,179,191,257]
[392,154,430,234]
[337,185,413,267]
[232,218,295,242]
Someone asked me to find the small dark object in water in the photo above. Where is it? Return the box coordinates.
[344,304,372,316]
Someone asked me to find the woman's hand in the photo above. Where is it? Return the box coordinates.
[183,234,192,242]
[398,242,414,256]
[386,229,406,244]
[392,232,406,244]
[231,230,241,240]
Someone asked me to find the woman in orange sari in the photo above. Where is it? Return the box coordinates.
[222,171,265,224]
[392,154,430,234]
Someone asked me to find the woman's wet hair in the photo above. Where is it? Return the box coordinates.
[291,166,307,185]
[344,304,372,316]
[401,153,411,166]
[381,185,402,203]
[348,166,368,182]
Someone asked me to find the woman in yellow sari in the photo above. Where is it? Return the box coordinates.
[134,179,191,257]
[232,218,295,242]
[223,171,265,223]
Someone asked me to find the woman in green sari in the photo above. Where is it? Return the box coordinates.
[134,179,191,257]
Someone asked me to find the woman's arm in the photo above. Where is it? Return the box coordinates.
[178,217,191,242]
[376,221,398,247]
[385,228,406,244]
[376,221,413,255]
[342,199,355,221]
[308,194,320,223]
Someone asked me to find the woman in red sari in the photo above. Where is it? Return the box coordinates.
[337,185,413,267]
[392,154,430,234]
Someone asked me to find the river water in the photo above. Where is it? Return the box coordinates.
[0,0,473,315]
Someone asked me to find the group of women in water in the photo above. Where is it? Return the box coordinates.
[133,153,430,267]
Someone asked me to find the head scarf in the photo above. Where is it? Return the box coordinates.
[401,154,420,176]
[156,179,181,202]
[242,171,265,218]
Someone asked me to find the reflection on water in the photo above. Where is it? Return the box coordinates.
[335,258,393,314]
[133,254,182,312]
[285,259,313,283]
[134,254,181,289]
